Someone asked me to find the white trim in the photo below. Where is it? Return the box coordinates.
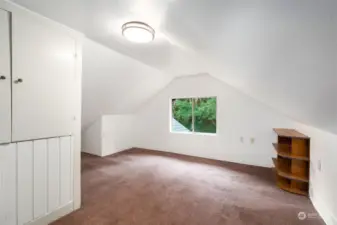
[191,98,195,132]
[170,131,217,136]
[25,202,73,225]
[311,195,337,225]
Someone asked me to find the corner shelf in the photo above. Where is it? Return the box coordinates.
[276,178,308,196]
[272,158,309,182]
[272,143,309,161]
[272,129,310,196]
[273,128,309,139]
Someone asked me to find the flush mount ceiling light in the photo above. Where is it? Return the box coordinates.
[122,21,155,43]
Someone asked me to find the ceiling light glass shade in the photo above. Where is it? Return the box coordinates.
[122,21,155,43]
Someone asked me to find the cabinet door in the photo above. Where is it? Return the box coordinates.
[16,137,73,224]
[0,9,11,144]
[0,144,17,225]
[12,13,76,141]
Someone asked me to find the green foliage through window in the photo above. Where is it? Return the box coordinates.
[171,97,216,133]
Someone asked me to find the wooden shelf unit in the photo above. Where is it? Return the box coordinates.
[272,129,310,196]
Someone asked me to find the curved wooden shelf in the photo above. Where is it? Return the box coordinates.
[276,181,308,196]
[272,158,308,182]
[273,128,310,139]
[272,129,310,196]
[272,143,309,161]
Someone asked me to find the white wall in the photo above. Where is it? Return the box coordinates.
[133,74,297,167]
[82,38,172,129]
[101,115,134,156]
[81,37,172,156]
[82,115,134,157]
[297,124,337,225]
[82,118,101,156]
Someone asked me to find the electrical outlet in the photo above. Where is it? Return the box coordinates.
[250,138,255,144]
[240,137,244,143]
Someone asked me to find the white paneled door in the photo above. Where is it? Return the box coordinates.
[1,136,73,225]
[0,9,11,144]
[33,140,48,219]
[47,138,60,213]
[17,141,34,225]
[11,12,77,142]
[0,144,17,225]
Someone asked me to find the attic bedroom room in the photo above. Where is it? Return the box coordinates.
[0,0,336,225]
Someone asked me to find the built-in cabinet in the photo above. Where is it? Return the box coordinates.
[0,3,81,225]
[11,12,77,142]
[0,8,77,144]
[0,9,11,144]
[0,136,74,225]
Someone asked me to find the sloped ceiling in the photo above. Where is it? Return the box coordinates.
[82,38,172,129]
[10,0,337,133]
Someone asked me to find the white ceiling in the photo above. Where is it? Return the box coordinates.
[10,0,337,133]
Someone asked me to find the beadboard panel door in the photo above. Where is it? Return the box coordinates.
[0,136,74,225]
[11,10,76,142]
[33,140,48,219]
[17,141,34,225]
[0,9,11,144]
[0,144,17,225]
[60,136,73,207]
[47,138,60,213]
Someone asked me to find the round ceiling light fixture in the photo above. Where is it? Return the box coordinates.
[122,21,155,43]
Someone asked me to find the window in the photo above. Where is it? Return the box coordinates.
[171,97,217,134]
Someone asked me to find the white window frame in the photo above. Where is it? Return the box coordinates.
[170,96,217,135]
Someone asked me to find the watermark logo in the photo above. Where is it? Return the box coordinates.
[297,211,319,220]
[298,212,307,220]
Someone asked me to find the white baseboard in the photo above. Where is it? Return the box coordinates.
[81,149,103,157]
[311,196,337,225]
[26,202,74,225]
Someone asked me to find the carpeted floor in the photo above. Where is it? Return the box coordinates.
[52,148,324,225]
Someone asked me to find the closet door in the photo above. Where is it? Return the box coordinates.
[17,137,73,224]
[0,9,11,144]
[0,144,17,225]
[11,12,76,142]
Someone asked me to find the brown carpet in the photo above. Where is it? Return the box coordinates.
[52,148,324,225]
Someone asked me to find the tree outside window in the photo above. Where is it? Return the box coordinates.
[171,97,217,134]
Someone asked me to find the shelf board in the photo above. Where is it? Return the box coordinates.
[272,158,309,183]
[276,181,308,196]
[273,128,310,139]
[272,143,309,161]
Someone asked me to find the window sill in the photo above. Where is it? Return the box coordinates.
[170,131,217,136]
